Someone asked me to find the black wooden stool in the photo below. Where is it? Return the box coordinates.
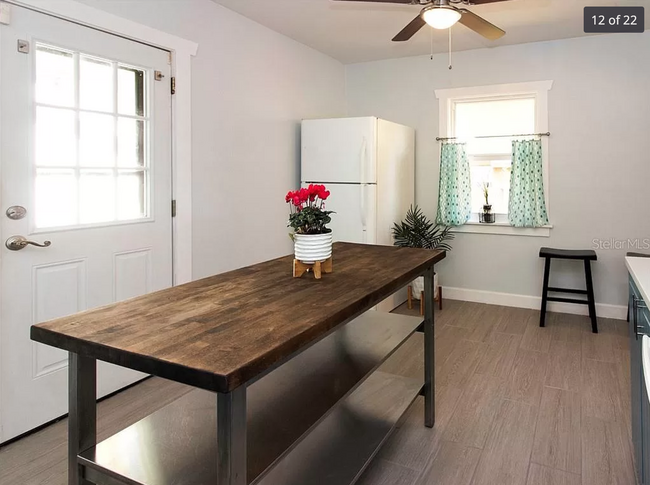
[539,247,598,333]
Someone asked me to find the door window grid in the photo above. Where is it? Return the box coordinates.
[34,43,151,229]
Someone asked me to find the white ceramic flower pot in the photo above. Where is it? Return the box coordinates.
[294,233,333,264]
[412,274,439,299]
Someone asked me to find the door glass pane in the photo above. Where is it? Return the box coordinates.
[117,171,146,220]
[33,44,151,229]
[35,45,74,107]
[35,169,77,228]
[36,107,76,167]
[80,170,115,224]
[117,118,145,167]
[80,113,114,167]
[118,67,145,117]
[80,56,113,112]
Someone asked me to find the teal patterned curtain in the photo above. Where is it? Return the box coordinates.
[436,142,471,227]
[508,139,549,227]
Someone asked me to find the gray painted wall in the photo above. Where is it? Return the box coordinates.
[346,33,650,306]
[80,0,348,278]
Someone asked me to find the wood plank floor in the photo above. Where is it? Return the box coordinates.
[0,378,191,485]
[0,300,635,485]
[358,300,636,485]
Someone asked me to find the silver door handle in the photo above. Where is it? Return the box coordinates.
[635,296,647,339]
[5,235,51,251]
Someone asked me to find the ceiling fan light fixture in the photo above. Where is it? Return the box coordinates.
[422,6,462,30]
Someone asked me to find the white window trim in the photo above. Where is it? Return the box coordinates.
[435,81,553,237]
[2,0,198,285]
[453,221,552,238]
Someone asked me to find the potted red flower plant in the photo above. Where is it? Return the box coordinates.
[286,184,334,264]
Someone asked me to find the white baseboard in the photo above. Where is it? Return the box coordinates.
[443,286,627,321]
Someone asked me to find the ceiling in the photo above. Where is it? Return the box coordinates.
[211,0,649,64]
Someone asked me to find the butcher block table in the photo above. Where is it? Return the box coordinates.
[31,242,445,485]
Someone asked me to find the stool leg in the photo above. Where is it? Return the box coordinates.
[439,287,443,311]
[540,257,551,327]
[584,260,598,333]
[408,286,413,310]
[420,291,424,317]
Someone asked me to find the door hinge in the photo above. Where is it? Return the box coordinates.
[171,200,177,218]
[171,77,176,95]
[0,3,11,25]
[17,39,29,54]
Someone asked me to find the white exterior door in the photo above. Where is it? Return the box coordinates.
[0,6,173,442]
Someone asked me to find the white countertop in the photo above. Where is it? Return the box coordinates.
[626,256,650,303]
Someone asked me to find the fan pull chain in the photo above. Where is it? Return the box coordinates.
[430,27,434,61]
[448,27,453,70]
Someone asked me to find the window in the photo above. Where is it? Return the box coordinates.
[436,81,553,236]
[454,96,536,219]
[34,43,150,230]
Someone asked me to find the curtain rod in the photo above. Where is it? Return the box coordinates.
[436,132,551,142]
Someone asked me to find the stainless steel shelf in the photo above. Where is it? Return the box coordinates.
[254,370,422,485]
[79,312,424,485]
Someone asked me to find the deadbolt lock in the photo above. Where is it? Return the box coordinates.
[6,205,26,220]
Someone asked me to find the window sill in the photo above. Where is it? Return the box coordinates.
[451,221,552,237]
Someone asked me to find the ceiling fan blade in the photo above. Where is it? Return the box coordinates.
[458,8,505,40]
[332,0,417,3]
[392,14,426,42]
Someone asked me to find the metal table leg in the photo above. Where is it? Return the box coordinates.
[217,386,247,485]
[424,266,435,428]
[69,353,97,485]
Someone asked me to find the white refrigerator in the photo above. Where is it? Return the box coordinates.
[301,116,415,311]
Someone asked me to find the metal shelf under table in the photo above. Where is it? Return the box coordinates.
[78,313,424,485]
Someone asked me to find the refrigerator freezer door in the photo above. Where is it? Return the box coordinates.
[301,117,377,184]
[305,183,377,245]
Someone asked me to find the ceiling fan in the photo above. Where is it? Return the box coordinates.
[333,0,507,42]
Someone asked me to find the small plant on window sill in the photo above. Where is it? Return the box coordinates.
[479,182,495,224]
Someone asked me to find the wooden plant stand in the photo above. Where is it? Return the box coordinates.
[293,257,333,279]
[408,285,442,315]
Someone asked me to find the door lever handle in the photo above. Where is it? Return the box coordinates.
[5,235,51,251]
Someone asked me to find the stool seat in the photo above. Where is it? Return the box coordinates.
[539,247,597,261]
[539,247,598,333]
[627,252,650,258]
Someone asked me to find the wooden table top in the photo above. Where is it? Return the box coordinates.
[31,242,445,393]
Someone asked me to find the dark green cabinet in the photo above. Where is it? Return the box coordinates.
[645,374,650,485]
[630,276,650,485]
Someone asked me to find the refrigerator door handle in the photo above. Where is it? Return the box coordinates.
[361,184,367,243]
[360,138,368,241]
[360,137,367,185]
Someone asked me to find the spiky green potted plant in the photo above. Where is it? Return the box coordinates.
[392,205,454,298]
